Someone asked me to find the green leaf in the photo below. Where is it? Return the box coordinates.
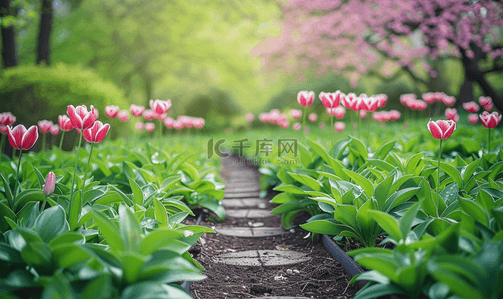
[374,140,396,160]
[398,203,420,240]
[0,201,16,233]
[353,254,399,281]
[0,242,23,263]
[52,243,91,268]
[461,159,480,188]
[352,283,405,299]
[382,187,420,212]
[368,159,396,173]
[300,220,345,235]
[20,242,53,267]
[439,162,463,188]
[0,173,13,209]
[459,198,489,227]
[89,209,125,252]
[349,137,368,159]
[137,229,185,255]
[35,206,70,243]
[119,205,142,251]
[368,210,402,241]
[273,184,305,195]
[80,275,113,299]
[153,198,168,227]
[128,175,144,206]
[405,153,424,176]
[343,169,373,198]
[287,172,321,191]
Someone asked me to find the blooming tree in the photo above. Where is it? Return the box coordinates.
[253,0,503,110]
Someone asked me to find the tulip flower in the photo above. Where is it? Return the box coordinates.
[49,124,60,136]
[67,105,98,130]
[0,125,7,135]
[118,110,129,122]
[360,96,379,112]
[37,120,53,151]
[290,109,302,119]
[136,122,145,131]
[480,111,502,152]
[293,122,301,131]
[376,94,387,108]
[428,119,456,196]
[83,121,110,144]
[342,93,360,111]
[0,112,16,126]
[130,104,145,117]
[173,121,183,130]
[335,121,345,132]
[297,91,314,107]
[443,96,456,106]
[105,105,119,118]
[164,117,174,129]
[468,113,478,125]
[246,113,255,121]
[478,96,492,107]
[308,113,317,122]
[6,124,39,207]
[319,91,342,108]
[57,115,74,149]
[359,110,367,118]
[445,108,457,120]
[462,101,479,113]
[41,171,55,212]
[66,104,98,230]
[149,99,172,115]
[143,109,156,121]
[484,102,493,111]
[319,122,326,130]
[194,118,205,129]
[145,122,155,132]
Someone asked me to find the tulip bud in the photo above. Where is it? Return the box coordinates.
[43,171,56,196]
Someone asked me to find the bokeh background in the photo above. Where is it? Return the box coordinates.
[1,0,502,135]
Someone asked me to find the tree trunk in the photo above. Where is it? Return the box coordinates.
[457,76,474,108]
[0,0,18,69]
[37,0,53,65]
[461,43,503,112]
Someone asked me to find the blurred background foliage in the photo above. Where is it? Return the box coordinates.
[1,0,503,134]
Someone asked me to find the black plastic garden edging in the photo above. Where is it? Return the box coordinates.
[322,234,367,289]
[181,211,204,293]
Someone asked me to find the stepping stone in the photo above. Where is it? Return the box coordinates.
[215,250,311,266]
[215,227,284,237]
[226,209,274,218]
[224,192,261,199]
[221,198,267,208]
[225,183,260,189]
[224,187,261,193]
[251,297,310,299]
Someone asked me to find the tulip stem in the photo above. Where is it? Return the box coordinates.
[437,139,443,197]
[13,152,23,208]
[488,128,491,153]
[41,196,47,213]
[367,117,370,151]
[303,106,307,142]
[330,116,334,154]
[41,134,46,152]
[69,133,83,216]
[59,131,65,150]
[81,143,94,204]
[0,134,5,161]
[357,111,360,139]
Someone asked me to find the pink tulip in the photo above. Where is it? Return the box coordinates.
[360,96,379,112]
[445,108,457,120]
[0,112,16,126]
[290,109,302,119]
[0,125,7,135]
[164,117,174,128]
[67,105,98,130]
[342,93,360,111]
[105,105,119,118]
[331,106,346,119]
[319,122,326,129]
[49,124,60,135]
[297,91,314,107]
[173,121,183,130]
[58,115,74,131]
[149,99,172,115]
[194,118,205,129]
[118,110,129,122]
[427,119,456,140]
[389,110,401,121]
[83,121,110,143]
[319,91,343,108]
[468,113,478,124]
[7,125,39,150]
[443,96,456,106]
[462,101,480,113]
[422,93,436,104]
[484,102,493,111]
[480,111,502,129]
[376,94,387,108]
[359,110,367,118]
[38,120,53,134]
[246,113,255,121]
[334,121,345,132]
[43,171,56,196]
[143,109,156,121]
[135,122,145,131]
[145,122,156,132]
[130,104,145,117]
[279,120,289,128]
[479,96,492,107]
[293,122,301,131]
[308,113,317,122]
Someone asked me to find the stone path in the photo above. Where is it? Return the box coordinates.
[200,156,312,299]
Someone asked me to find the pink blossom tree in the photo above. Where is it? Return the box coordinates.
[253,0,503,111]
